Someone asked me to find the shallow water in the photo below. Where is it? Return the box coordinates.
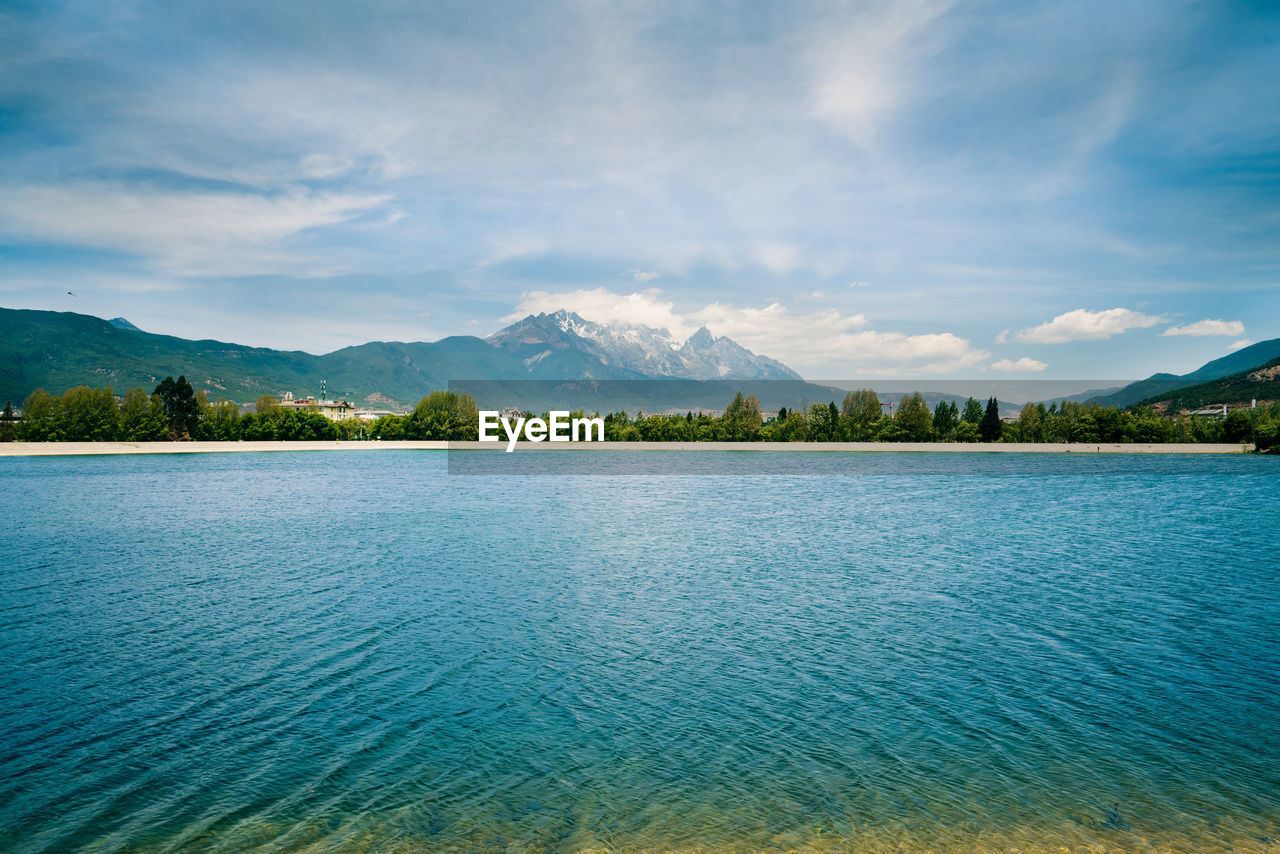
[1,451,1278,852]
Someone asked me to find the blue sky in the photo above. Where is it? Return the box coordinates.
[1,0,1277,380]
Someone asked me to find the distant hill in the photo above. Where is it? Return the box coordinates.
[0,306,839,411]
[1134,356,1280,411]
[1089,338,1280,407]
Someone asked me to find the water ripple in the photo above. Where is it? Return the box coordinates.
[0,451,1277,852]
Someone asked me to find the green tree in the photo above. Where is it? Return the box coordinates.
[979,397,1003,442]
[204,399,243,441]
[1130,407,1170,443]
[154,375,199,439]
[0,400,15,442]
[894,393,933,441]
[1254,418,1279,453]
[932,400,958,440]
[58,386,119,441]
[953,420,980,442]
[873,418,907,442]
[774,410,808,441]
[806,401,836,441]
[407,390,480,440]
[722,392,763,440]
[1014,403,1044,443]
[17,389,62,441]
[961,397,984,425]
[841,389,882,440]
[1222,410,1253,443]
[255,394,281,414]
[119,388,170,441]
[638,414,684,441]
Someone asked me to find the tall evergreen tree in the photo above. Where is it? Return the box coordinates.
[980,396,1003,442]
[0,400,15,442]
[932,400,958,439]
[723,391,763,440]
[153,375,199,439]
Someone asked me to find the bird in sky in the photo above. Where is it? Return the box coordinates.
[67,291,76,296]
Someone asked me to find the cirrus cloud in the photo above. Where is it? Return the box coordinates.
[1016,307,1165,344]
[1161,318,1245,337]
[0,182,390,278]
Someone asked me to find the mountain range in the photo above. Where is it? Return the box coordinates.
[3,305,1277,414]
[0,307,814,411]
[486,310,799,381]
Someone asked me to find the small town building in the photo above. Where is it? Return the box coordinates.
[280,391,358,422]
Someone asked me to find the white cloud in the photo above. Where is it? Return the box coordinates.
[1016,308,1165,344]
[1229,339,1253,351]
[0,183,388,277]
[1161,318,1245,337]
[509,288,691,336]
[630,270,660,282]
[755,242,802,274]
[506,288,989,375]
[805,0,953,149]
[995,328,1009,344]
[991,357,1048,373]
[847,280,871,288]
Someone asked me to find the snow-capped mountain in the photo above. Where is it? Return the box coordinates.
[486,310,802,380]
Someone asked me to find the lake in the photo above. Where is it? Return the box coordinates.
[1,450,1277,852]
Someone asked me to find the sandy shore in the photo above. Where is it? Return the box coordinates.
[0,440,1254,456]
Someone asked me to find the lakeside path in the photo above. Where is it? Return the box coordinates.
[0,440,1254,456]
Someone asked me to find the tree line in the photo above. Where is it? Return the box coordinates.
[3,383,1276,451]
[587,390,1276,449]
[2,381,480,443]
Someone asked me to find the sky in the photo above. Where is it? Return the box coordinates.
[1,0,1278,380]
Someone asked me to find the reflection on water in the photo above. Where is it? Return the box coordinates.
[1,451,1278,853]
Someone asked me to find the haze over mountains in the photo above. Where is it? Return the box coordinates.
[3,305,1277,414]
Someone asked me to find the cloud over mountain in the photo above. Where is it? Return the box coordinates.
[509,289,989,375]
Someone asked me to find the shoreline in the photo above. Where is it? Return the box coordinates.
[0,440,1255,456]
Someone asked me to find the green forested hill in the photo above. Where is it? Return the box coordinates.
[1090,338,1280,407]
[1135,356,1280,411]
[0,307,523,407]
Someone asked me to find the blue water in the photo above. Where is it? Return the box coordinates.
[1,451,1278,853]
